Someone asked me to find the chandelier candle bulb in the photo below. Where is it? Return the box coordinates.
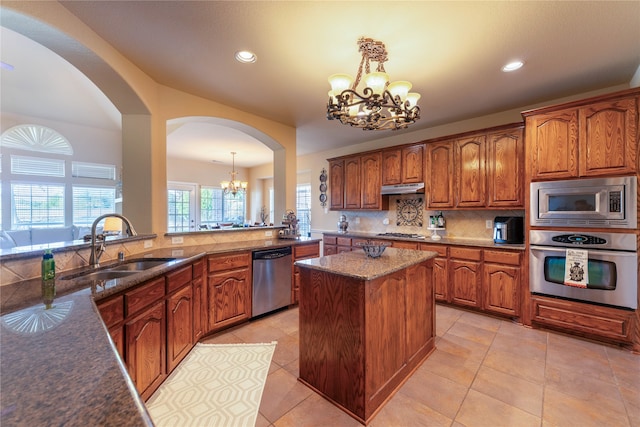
[387,81,412,102]
[363,72,389,95]
[406,93,421,108]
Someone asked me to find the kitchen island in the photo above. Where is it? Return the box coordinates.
[295,247,437,425]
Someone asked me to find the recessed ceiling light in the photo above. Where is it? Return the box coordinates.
[502,60,524,72]
[235,50,257,63]
[1,61,15,71]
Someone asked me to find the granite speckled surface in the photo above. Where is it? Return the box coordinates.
[323,231,526,250]
[296,247,437,281]
[0,237,320,427]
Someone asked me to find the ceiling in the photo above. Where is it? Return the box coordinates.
[2,1,640,168]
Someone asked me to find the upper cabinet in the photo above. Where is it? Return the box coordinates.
[524,89,638,180]
[425,124,524,209]
[486,127,524,207]
[329,153,387,211]
[382,144,424,185]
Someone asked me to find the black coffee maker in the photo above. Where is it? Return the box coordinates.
[493,216,524,244]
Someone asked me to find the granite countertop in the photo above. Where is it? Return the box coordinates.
[323,231,526,251]
[296,247,438,281]
[0,236,320,427]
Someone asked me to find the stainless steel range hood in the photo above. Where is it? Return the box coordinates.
[381,183,425,195]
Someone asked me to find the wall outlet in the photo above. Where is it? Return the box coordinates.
[486,220,493,229]
[383,218,390,225]
[171,236,184,245]
[171,249,184,257]
[265,230,273,237]
[143,240,153,248]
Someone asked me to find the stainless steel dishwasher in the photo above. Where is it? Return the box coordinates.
[252,246,292,317]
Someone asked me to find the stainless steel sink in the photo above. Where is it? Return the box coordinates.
[59,257,177,281]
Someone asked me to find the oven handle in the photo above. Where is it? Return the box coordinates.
[529,245,637,257]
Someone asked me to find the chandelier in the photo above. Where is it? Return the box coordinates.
[220,152,247,196]
[327,37,420,131]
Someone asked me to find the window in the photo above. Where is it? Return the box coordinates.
[168,188,192,232]
[72,186,116,226]
[11,183,65,229]
[200,187,245,227]
[296,184,311,237]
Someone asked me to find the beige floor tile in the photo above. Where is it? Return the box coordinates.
[497,320,548,344]
[399,367,468,419]
[606,346,640,393]
[483,347,546,384]
[200,330,244,344]
[270,332,299,368]
[619,385,640,427]
[435,331,490,362]
[420,346,482,388]
[456,309,503,332]
[543,386,630,427]
[272,392,361,427]
[255,412,273,427]
[446,320,497,347]
[369,391,452,427]
[546,341,616,386]
[471,365,543,417]
[231,319,289,343]
[489,332,547,362]
[259,367,314,423]
[456,389,540,427]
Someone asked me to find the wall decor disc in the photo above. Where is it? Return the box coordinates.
[396,198,424,226]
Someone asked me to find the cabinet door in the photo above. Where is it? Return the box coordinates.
[167,285,193,372]
[527,110,579,179]
[449,259,481,308]
[402,144,424,183]
[487,128,524,207]
[329,159,345,210]
[579,96,638,176]
[483,263,520,317]
[456,136,486,207]
[382,148,402,185]
[207,268,251,332]
[324,245,337,256]
[344,156,361,209]
[361,152,382,209]
[432,257,449,302]
[426,141,454,208]
[125,300,166,400]
[192,275,204,341]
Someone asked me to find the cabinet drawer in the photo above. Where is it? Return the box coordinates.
[294,243,320,260]
[166,265,192,293]
[208,252,250,273]
[450,247,482,261]
[97,295,124,328]
[392,240,420,250]
[192,259,204,278]
[336,237,351,246]
[351,238,370,247]
[420,244,447,257]
[324,236,337,245]
[484,250,521,266]
[126,277,165,316]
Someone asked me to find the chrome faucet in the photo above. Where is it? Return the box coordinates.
[89,213,137,267]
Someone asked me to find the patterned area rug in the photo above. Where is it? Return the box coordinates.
[147,342,276,427]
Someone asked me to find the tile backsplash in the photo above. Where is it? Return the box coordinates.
[337,195,524,241]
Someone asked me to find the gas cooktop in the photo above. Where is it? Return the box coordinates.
[376,232,426,239]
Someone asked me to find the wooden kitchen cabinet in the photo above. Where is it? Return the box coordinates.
[421,244,449,302]
[207,252,252,332]
[486,127,524,207]
[166,266,194,372]
[483,250,521,317]
[192,259,205,342]
[391,240,420,250]
[360,152,385,210]
[524,88,638,179]
[329,159,345,210]
[124,277,167,399]
[96,295,124,358]
[323,235,352,255]
[449,247,482,308]
[344,156,361,209]
[426,140,455,208]
[455,135,486,207]
[382,144,424,185]
[292,242,321,304]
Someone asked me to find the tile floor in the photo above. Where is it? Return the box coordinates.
[202,304,640,427]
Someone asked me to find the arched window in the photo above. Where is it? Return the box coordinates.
[1,124,74,155]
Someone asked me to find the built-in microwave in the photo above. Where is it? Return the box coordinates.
[530,176,637,229]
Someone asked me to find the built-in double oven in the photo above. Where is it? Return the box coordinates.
[529,176,638,310]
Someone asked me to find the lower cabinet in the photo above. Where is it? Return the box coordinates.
[292,242,321,304]
[207,252,252,332]
[167,284,193,372]
[125,299,166,400]
[449,247,482,308]
[421,244,448,302]
[192,259,206,342]
[483,250,521,317]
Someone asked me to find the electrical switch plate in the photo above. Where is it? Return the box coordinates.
[171,236,184,245]
[486,220,493,229]
[383,218,390,225]
[171,249,184,257]
[144,240,153,248]
[265,230,273,237]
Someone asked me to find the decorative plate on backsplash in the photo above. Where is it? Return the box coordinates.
[396,198,423,227]
[319,168,327,206]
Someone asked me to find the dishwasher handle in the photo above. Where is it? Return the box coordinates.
[253,246,292,260]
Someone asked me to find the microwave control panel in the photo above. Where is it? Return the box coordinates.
[609,191,621,213]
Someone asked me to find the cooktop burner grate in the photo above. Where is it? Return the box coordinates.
[376,232,425,239]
